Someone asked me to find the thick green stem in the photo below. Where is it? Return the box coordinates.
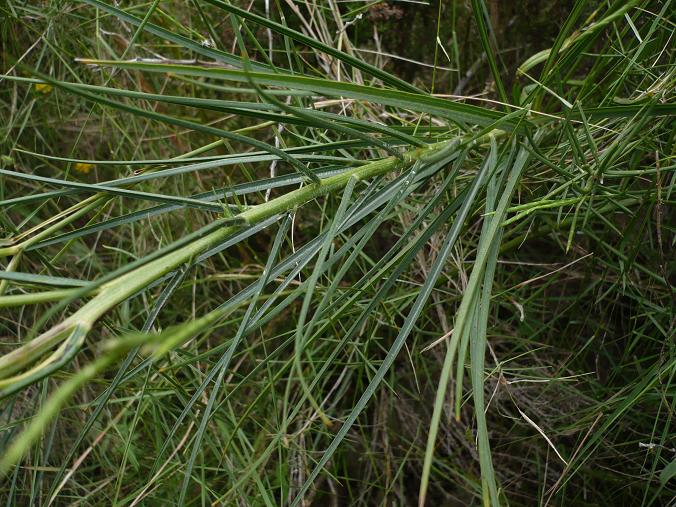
[0,141,448,384]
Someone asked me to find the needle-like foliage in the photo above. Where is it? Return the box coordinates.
[0,1,673,505]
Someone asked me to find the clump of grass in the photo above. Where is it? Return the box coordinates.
[0,1,674,505]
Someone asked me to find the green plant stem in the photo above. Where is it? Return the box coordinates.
[0,141,450,391]
[0,289,79,308]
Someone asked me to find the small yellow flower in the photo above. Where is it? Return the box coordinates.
[34,83,53,94]
[74,163,95,174]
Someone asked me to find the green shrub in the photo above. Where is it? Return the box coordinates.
[0,1,673,505]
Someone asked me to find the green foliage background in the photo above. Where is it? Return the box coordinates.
[0,1,674,505]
